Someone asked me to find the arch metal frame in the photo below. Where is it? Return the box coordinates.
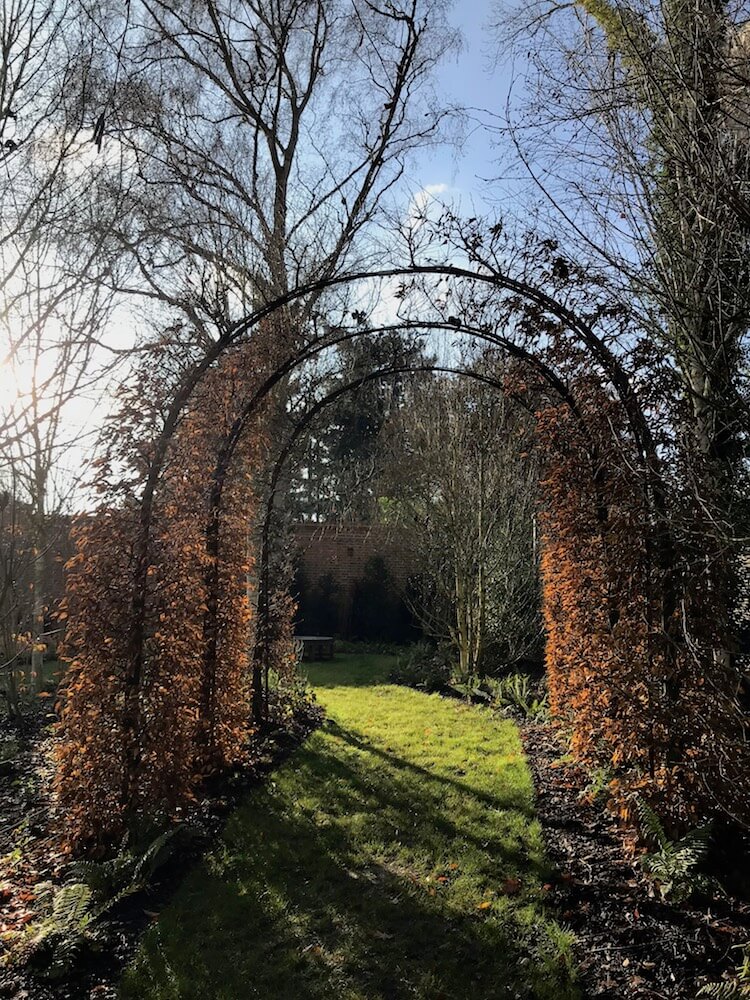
[119,264,675,803]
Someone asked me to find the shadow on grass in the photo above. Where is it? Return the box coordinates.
[121,719,576,1000]
[326,718,533,819]
[303,653,397,689]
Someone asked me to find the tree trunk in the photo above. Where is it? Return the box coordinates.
[30,534,45,696]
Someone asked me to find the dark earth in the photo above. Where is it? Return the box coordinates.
[522,722,750,1000]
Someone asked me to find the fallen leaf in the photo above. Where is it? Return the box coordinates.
[500,877,522,895]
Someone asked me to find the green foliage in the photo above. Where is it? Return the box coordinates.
[488,673,548,720]
[71,825,183,904]
[580,766,614,805]
[289,330,427,523]
[637,799,714,903]
[388,642,452,692]
[22,826,186,978]
[25,882,98,979]
[698,945,750,998]
[267,668,317,727]
[455,672,548,721]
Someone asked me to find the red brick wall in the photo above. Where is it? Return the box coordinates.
[293,522,410,592]
[292,522,414,636]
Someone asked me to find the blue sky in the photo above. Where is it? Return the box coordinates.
[408,0,514,212]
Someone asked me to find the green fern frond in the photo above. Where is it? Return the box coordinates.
[681,821,713,859]
[20,826,187,978]
[70,856,135,898]
[133,827,177,885]
[698,945,750,997]
[636,797,669,850]
[50,883,93,932]
[638,800,714,902]
[698,979,750,997]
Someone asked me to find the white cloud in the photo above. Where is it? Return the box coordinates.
[405,182,451,235]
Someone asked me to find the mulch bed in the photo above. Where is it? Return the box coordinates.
[0,699,323,1000]
[521,721,750,1000]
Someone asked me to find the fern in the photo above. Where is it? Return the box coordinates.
[487,673,549,720]
[50,883,93,930]
[23,826,186,978]
[699,984,750,999]
[637,799,714,902]
[636,798,670,850]
[70,825,181,908]
[129,827,179,892]
[26,882,99,978]
[70,855,135,900]
[698,944,750,997]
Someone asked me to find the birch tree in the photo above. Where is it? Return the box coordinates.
[0,0,120,703]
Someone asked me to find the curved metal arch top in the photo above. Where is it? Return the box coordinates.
[125,261,669,707]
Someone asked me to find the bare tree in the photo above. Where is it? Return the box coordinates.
[86,0,455,334]
[382,367,541,678]
[0,0,125,705]
[1,283,113,693]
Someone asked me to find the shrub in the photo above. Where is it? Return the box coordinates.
[266,668,318,729]
[457,672,549,720]
[389,643,452,692]
[637,798,715,903]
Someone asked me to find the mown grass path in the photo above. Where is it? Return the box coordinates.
[120,654,578,999]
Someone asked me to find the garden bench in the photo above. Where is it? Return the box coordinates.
[294,635,334,661]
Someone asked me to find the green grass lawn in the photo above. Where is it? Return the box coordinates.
[120,653,578,1000]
